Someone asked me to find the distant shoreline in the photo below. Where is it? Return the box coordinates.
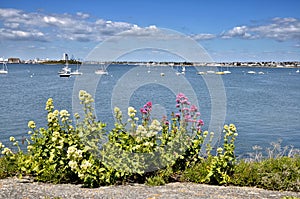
[3,61,300,68]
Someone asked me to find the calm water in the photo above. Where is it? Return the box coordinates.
[0,64,299,156]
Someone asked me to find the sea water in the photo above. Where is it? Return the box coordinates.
[0,64,299,156]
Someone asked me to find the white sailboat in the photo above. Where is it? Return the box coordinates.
[95,64,108,75]
[59,54,71,77]
[181,66,186,75]
[223,66,231,74]
[0,62,8,74]
[70,61,83,75]
[296,69,300,73]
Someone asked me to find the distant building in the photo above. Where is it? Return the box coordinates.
[8,58,21,64]
[63,53,68,61]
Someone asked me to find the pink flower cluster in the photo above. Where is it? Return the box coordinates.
[140,101,152,115]
[175,93,204,130]
[140,101,152,124]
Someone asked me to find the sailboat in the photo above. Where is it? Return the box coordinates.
[70,60,83,75]
[59,54,71,77]
[223,66,231,74]
[95,64,108,75]
[215,66,225,75]
[0,61,8,74]
[181,66,186,75]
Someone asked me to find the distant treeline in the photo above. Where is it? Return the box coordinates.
[42,60,82,65]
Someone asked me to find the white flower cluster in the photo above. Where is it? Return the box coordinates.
[1,147,12,155]
[60,110,70,122]
[27,121,36,129]
[0,142,4,149]
[67,145,83,159]
[128,106,137,118]
[79,90,94,104]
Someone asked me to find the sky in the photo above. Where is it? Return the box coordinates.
[1,0,300,62]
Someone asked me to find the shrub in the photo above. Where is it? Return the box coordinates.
[0,90,237,188]
[181,124,238,185]
[231,156,300,192]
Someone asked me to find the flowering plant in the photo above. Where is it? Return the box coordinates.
[0,90,237,187]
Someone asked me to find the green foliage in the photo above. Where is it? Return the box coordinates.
[204,124,238,185]
[19,98,84,183]
[181,124,238,185]
[0,155,18,179]
[232,156,300,192]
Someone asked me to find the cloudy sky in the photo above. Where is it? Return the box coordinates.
[1,0,300,62]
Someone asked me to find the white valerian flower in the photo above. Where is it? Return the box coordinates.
[128,107,136,117]
[135,125,147,137]
[67,146,77,158]
[68,160,78,170]
[27,121,36,129]
[148,119,162,137]
[1,147,12,155]
[9,136,15,142]
[0,142,4,149]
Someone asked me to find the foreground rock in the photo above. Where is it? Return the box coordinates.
[1,177,299,199]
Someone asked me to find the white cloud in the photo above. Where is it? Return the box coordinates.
[0,8,188,43]
[190,33,216,41]
[221,17,300,41]
[76,12,90,19]
[0,28,46,41]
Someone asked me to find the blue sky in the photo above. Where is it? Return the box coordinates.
[1,0,300,62]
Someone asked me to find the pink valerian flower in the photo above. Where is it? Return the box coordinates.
[190,105,198,113]
[140,108,148,114]
[140,101,153,126]
[146,101,152,108]
[175,113,180,118]
[197,119,204,127]
[184,114,191,122]
[140,101,152,115]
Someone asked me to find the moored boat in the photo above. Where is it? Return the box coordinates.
[0,62,8,74]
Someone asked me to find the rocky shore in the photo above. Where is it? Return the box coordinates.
[1,177,299,199]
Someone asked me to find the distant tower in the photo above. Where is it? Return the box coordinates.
[63,53,68,61]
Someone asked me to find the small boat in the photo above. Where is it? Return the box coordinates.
[175,66,185,75]
[223,66,231,74]
[296,69,300,73]
[197,71,206,75]
[95,65,108,75]
[95,64,108,75]
[160,73,165,76]
[181,66,186,75]
[247,71,256,74]
[215,71,225,75]
[59,54,71,77]
[70,61,83,75]
[258,71,265,75]
[0,62,8,74]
